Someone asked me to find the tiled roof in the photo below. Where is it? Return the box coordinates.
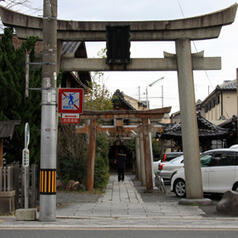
[112,90,136,110]
[0,120,20,139]
[162,113,229,139]
[217,80,236,90]
[218,115,237,128]
[62,42,81,56]
[200,79,236,107]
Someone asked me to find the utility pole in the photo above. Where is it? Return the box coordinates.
[145,87,149,109]
[39,0,58,221]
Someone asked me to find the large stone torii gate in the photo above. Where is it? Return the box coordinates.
[0,3,237,221]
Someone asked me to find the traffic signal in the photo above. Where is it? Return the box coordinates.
[106,25,131,65]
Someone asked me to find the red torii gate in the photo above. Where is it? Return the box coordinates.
[76,107,171,191]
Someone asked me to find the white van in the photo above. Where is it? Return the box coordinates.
[171,149,238,198]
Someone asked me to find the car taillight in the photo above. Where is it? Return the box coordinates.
[162,153,166,162]
[159,164,164,170]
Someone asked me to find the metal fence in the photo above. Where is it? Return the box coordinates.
[0,164,39,209]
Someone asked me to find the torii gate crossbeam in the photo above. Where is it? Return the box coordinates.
[0,4,237,41]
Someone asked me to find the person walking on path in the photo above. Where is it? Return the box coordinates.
[115,149,126,182]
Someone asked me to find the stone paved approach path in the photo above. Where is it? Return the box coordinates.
[2,174,238,229]
[56,174,205,218]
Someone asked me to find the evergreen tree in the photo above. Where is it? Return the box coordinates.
[0,27,41,164]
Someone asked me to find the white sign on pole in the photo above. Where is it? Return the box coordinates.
[22,148,29,168]
[25,122,30,148]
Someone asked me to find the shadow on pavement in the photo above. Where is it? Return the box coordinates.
[132,176,238,218]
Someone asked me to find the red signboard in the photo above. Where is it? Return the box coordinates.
[61,114,80,124]
[58,88,84,114]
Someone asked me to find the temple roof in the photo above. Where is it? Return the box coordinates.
[112,90,136,111]
[217,80,236,90]
[161,113,229,139]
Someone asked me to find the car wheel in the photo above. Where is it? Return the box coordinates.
[174,179,186,198]
[232,183,238,192]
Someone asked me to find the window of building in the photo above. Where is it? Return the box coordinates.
[211,140,223,149]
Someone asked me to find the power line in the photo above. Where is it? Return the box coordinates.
[176,0,213,89]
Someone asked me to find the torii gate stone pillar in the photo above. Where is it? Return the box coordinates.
[176,39,202,198]
[0,3,237,220]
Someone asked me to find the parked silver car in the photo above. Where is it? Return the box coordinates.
[157,155,184,183]
[153,152,183,174]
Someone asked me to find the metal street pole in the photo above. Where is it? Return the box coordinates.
[146,86,149,109]
[147,76,164,109]
[39,0,58,221]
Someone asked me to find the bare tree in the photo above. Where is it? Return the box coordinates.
[0,0,42,30]
[0,0,41,14]
[2,0,29,9]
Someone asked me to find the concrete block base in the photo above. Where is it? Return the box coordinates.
[16,208,37,221]
[179,198,212,206]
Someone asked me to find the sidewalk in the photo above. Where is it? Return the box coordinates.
[0,174,238,229]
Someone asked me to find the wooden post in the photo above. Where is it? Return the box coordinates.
[0,139,3,168]
[0,167,2,192]
[135,136,141,180]
[139,132,146,185]
[86,118,97,191]
[13,164,20,208]
[142,118,153,191]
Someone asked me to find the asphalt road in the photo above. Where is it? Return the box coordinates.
[1,229,238,238]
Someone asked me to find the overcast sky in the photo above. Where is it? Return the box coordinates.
[3,0,238,113]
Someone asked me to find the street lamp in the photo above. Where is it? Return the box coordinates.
[146,76,164,109]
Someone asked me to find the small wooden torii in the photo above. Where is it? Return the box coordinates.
[76,107,171,191]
